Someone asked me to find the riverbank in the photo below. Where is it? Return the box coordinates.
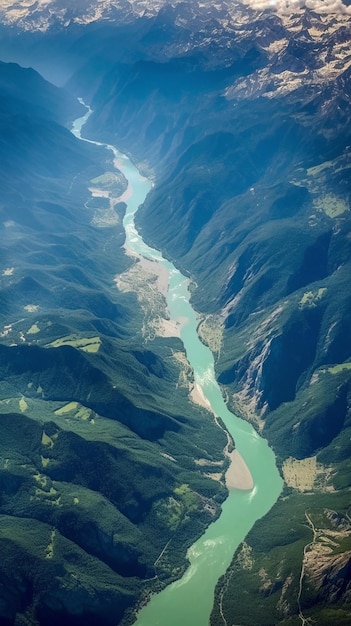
[190,382,212,411]
[189,383,253,491]
[115,251,182,339]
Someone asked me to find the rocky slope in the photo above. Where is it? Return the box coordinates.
[0,2,350,625]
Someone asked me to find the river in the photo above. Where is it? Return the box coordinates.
[72,104,283,626]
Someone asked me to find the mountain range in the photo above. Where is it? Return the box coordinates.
[0,52,227,626]
[0,1,350,625]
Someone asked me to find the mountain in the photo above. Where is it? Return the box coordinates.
[0,60,228,626]
[0,2,350,625]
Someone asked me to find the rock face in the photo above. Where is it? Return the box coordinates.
[0,2,350,625]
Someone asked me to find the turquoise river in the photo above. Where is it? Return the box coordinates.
[72,104,283,626]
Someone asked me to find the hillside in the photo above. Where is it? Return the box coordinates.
[0,60,227,626]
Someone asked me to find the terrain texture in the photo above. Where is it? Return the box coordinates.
[0,59,227,626]
[0,1,350,625]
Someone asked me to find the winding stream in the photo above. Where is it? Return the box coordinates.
[72,105,283,626]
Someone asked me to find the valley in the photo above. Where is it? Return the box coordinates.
[0,1,350,625]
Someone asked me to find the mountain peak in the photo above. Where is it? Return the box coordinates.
[1,0,351,32]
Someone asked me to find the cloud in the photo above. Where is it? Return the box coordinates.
[240,0,351,15]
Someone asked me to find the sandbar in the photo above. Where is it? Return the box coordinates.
[190,383,253,491]
[225,449,254,491]
[117,183,132,203]
[190,382,212,411]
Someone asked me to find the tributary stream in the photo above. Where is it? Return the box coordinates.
[72,104,283,626]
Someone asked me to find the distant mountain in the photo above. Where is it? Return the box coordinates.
[0,2,350,625]
[0,60,84,121]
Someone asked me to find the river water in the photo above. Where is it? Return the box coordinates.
[72,106,283,626]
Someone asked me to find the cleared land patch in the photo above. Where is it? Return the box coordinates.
[299,288,327,309]
[282,456,334,493]
[46,335,101,353]
[55,401,92,421]
[314,194,349,218]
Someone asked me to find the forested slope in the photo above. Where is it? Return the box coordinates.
[0,60,227,626]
